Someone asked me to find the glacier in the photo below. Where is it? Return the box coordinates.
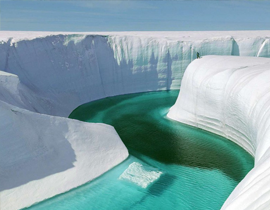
[168,55,270,209]
[1,31,270,210]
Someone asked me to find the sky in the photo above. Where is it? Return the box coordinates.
[0,0,270,32]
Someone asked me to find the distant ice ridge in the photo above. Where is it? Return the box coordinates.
[168,56,270,209]
[119,162,162,188]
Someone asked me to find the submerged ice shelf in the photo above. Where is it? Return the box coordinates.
[0,31,270,210]
[119,162,163,189]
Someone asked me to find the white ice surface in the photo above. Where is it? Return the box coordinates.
[168,55,270,209]
[1,31,270,210]
[0,100,128,210]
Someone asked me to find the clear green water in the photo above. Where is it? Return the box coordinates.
[26,90,254,210]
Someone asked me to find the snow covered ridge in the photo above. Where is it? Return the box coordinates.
[168,55,270,209]
[0,31,270,117]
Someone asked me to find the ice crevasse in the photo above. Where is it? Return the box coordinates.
[1,31,270,210]
[168,55,270,209]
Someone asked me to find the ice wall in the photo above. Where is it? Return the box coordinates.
[0,31,270,117]
[168,56,270,209]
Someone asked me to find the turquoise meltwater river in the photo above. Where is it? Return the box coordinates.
[25,90,254,210]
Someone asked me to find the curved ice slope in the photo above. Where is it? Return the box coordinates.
[168,56,270,209]
[0,70,127,209]
[0,71,56,113]
[0,100,128,210]
[1,31,270,116]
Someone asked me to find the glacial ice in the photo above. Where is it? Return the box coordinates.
[0,100,128,210]
[0,31,270,117]
[1,31,270,210]
[168,55,270,209]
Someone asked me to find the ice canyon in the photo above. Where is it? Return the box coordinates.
[1,31,270,210]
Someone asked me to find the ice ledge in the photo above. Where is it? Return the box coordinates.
[168,55,270,209]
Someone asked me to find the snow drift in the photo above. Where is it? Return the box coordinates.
[1,31,270,210]
[168,55,270,209]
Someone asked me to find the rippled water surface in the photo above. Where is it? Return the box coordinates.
[26,90,254,210]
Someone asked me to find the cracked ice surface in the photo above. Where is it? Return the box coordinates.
[168,55,270,209]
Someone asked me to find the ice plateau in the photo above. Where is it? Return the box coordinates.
[1,31,270,210]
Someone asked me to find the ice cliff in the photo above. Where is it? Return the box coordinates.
[168,55,270,209]
[1,31,270,117]
[1,31,270,210]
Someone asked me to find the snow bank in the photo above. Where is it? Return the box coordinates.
[168,56,270,209]
[0,100,128,210]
